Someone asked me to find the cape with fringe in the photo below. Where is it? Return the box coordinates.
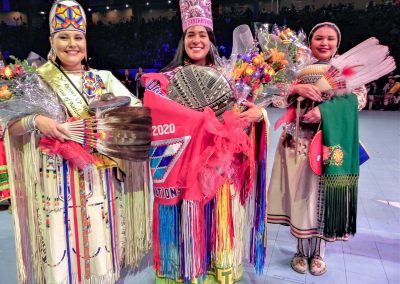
[144,70,269,284]
[4,61,151,284]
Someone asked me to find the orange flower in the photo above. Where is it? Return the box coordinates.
[0,85,12,100]
[252,54,264,66]
[270,48,289,66]
[233,62,248,80]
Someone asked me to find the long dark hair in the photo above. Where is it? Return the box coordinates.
[161,27,218,72]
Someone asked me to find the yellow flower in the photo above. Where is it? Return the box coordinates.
[332,148,344,166]
[0,85,12,100]
[279,28,293,44]
[232,62,248,80]
[252,54,264,66]
[266,67,275,76]
[263,65,275,76]
[244,65,256,76]
[3,66,14,78]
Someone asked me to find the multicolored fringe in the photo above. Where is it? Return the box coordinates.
[248,118,269,275]
[155,183,249,284]
[154,116,270,283]
[215,183,234,270]
[250,158,267,274]
[204,200,214,272]
[181,200,206,281]
[323,175,358,238]
[155,203,181,279]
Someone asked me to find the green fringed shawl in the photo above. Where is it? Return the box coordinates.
[319,94,359,239]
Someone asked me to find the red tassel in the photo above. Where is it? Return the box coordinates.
[152,205,161,271]
[228,194,234,246]
[274,106,296,130]
[342,66,357,77]
[39,137,99,170]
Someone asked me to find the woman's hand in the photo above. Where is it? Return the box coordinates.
[237,101,263,123]
[35,115,70,142]
[302,107,321,123]
[292,84,322,102]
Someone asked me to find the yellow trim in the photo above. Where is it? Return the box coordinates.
[37,62,90,118]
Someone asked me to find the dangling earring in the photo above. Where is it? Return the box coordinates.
[183,57,191,66]
[82,57,89,71]
[47,47,57,62]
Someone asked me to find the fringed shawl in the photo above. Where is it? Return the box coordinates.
[319,94,359,238]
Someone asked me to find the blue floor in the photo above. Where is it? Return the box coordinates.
[1,108,399,284]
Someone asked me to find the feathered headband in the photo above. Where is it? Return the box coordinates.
[49,0,86,35]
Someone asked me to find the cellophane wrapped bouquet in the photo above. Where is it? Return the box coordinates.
[0,57,65,125]
[227,23,313,107]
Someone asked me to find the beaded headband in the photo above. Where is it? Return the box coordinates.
[49,0,86,35]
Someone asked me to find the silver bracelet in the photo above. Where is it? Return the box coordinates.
[21,114,39,133]
[31,114,39,132]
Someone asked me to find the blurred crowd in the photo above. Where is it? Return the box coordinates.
[366,73,400,111]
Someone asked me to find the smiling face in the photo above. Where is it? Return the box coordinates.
[184,25,211,66]
[310,26,339,61]
[50,30,87,71]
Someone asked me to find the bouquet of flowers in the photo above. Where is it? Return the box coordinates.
[229,24,312,107]
[232,46,288,102]
[0,57,65,124]
[257,23,312,74]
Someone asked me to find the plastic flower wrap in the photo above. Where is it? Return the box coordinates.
[0,57,65,125]
[232,46,288,106]
[247,23,313,101]
[256,23,313,75]
[228,24,298,107]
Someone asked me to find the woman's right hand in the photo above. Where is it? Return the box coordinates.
[35,115,70,142]
[292,84,322,102]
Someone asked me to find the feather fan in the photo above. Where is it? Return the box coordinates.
[63,106,152,161]
[313,37,396,93]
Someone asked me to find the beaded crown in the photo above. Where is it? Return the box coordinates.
[49,0,86,34]
[179,0,213,31]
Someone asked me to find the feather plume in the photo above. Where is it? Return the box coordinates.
[63,107,152,161]
[325,37,396,92]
